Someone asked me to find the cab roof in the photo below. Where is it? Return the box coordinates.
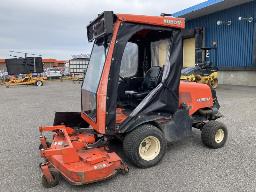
[87,11,185,42]
[117,14,185,29]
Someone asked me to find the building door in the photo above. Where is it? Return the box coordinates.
[183,38,195,67]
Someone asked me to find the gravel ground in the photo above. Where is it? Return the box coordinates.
[0,81,256,192]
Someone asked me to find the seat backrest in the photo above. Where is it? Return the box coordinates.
[142,66,162,90]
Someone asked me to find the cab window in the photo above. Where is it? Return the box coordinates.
[120,42,138,78]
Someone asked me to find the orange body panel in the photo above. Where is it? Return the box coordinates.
[116,108,128,124]
[179,81,213,115]
[48,148,123,184]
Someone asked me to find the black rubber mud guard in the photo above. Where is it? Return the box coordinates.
[211,89,220,109]
[53,112,89,128]
[119,109,192,143]
[162,109,193,142]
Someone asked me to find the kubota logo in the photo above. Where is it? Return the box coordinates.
[164,19,182,25]
[94,163,107,170]
[196,97,211,102]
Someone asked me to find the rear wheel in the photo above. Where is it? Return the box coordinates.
[201,121,228,149]
[123,124,166,168]
[36,80,43,86]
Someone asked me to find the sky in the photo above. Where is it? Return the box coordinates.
[0,0,205,60]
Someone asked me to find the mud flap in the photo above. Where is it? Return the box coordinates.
[211,89,220,109]
[163,109,193,142]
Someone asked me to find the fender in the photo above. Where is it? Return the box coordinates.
[118,114,169,134]
[118,109,193,142]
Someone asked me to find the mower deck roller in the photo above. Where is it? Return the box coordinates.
[39,126,128,187]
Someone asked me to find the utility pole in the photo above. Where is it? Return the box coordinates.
[33,57,36,73]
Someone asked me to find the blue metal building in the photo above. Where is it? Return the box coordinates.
[174,0,256,85]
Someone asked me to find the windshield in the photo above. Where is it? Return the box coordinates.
[82,40,108,121]
[83,41,107,92]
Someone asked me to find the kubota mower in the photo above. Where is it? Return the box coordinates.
[39,11,228,188]
[181,47,219,88]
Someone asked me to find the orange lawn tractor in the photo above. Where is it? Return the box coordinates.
[38,11,228,188]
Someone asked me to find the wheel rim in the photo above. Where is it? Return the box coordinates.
[215,129,225,143]
[139,136,160,161]
[37,81,42,86]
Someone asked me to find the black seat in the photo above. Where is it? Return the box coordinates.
[125,66,163,100]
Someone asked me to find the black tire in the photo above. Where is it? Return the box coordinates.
[41,169,60,188]
[36,80,43,86]
[201,121,228,149]
[123,124,167,168]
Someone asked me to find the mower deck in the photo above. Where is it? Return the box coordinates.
[39,126,128,187]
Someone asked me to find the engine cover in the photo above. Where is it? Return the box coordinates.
[179,81,213,115]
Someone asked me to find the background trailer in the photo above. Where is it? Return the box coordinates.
[6,57,43,75]
[174,0,256,86]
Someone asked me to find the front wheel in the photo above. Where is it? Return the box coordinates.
[123,124,167,168]
[201,121,228,149]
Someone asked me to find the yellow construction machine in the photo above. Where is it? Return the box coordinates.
[181,47,219,89]
[5,74,45,88]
